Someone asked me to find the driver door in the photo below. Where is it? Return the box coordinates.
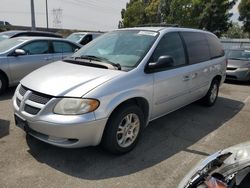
[150,32,193,119]
[8,40,53,84]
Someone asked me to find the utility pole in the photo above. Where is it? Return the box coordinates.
[30,0,36,30]
[46,0,49,29]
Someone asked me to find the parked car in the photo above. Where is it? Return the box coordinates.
[13,27,226,154]
[66,32,102,45]
[225,48,250,82]
[0,30,62,42]
[0,37,81,94]
[0,21,11,26]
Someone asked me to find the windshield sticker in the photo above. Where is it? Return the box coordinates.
[138,31,158,36]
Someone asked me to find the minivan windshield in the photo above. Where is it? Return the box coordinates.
[67,33,86,43]
[226,49,250,61]
[72,30,158,69]
[0,38,27,54]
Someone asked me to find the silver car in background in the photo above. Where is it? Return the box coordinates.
[13,27,226,154]
[0,37,81,94]
[225,48,250,82]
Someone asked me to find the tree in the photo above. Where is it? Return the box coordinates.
[119,0,237,36]
[119,0,147,28]
[222,23,249,38]
[145,0,161,23]
[239,0,250,32]
[198,0,237,36]
[165,0,196,27]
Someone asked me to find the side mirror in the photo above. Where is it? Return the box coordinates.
[146,56,174,73]
[13,49,26,56]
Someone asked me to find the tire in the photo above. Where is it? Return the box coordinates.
[0,73,8,95]
[101,104,145,154]
[202,79,220,106]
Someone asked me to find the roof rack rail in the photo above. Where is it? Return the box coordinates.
[135,23,179,27]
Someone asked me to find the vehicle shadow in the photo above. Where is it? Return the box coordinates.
[0,87,16,101]
[0,119,10,139]
[26,96,244,180]
[225,80,250,86]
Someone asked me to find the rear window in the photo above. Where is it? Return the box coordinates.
[181,32,210,64]
[206,34,224,58]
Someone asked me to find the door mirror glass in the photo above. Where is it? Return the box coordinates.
[147,56,174,72]
[14,49,26,56]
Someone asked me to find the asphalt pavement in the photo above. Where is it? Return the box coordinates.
[0,81,250,188]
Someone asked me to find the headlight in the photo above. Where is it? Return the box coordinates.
[53,98,99,115]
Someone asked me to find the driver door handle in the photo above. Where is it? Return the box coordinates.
[44,57,52,61]
[183,75,190,81]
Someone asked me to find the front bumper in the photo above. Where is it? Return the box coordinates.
[226,68,250,81]
[13,86,108,148]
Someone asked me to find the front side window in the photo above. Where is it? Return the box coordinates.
[206,34,224,59]
[53,41,76,53]
[150,32,186,67]
[66,33,85,43]
[181,32,210,64]
[72,30,158,68]
[21,41,49,55]
[81,35,93,45]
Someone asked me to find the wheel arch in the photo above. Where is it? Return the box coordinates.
[212,75,222,85]
[0,69,9,87]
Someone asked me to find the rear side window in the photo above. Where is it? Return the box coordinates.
[181,32,210,64]
[206,34,224,58]
[21,41,49,55]
[151,32,186,67]
[52,41,76,53]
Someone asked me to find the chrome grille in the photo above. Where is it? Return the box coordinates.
[24,105,41,115]
[19,85,27,96]
[29,92,51,104]
[16,85,53,116]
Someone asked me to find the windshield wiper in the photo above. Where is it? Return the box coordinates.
[75,55,121,70]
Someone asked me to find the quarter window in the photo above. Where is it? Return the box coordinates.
[206,34,224,58]
[181,32,210,64]
[52,41,76,53]
[21,41,49,55]
[151,32,186,67]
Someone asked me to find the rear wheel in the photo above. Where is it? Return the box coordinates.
[202,79,220,106]
[0,73,8,95]
[101,104,144,154]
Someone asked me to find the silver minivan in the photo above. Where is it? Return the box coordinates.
[13,27,226,154]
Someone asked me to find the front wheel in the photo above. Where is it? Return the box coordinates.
[202,79,220,106]
[0,74,8,95]
[101,105,144,154]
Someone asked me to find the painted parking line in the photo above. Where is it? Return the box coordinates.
[244,96,250,103]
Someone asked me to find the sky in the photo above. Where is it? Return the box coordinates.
[0,0,241,31]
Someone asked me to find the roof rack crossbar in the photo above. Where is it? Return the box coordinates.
[134,23,179,27]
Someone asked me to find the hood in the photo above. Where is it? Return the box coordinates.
[227,59,250,68]
[21,61,123,97]
[179,142,250,188]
